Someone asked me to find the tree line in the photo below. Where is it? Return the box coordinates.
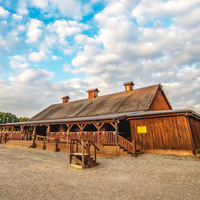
[0,112,29,124]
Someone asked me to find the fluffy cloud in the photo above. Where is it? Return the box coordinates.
[71,0,200,113]
[29,51,46,62]
[1,0,200,117]
[17,1,29,15]
[52,20,89,38]
[9,55,29,69]
[63,64,71,72]
[9,68,54,84]
[12,14,23,20]
[29,0,92,19]
[0,6,10,18]
[26,19,43,43]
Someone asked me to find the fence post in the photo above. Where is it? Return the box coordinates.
[4,133,8,143]
[30,133,36,148]
[43,138,46,150]
[82,140,85,168]
[55,138,59,152]
[115,120,119,143]
[132,139,137,157]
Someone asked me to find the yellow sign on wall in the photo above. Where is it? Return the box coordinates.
[137,126,147,133]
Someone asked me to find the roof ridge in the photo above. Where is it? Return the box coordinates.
[53,83,161,105]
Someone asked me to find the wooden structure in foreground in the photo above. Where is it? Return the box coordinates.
[69,139,99,169]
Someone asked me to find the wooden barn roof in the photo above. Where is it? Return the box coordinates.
[29,84,162,122]
[2,109,199,127]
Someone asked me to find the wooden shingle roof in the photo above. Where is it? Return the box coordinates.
[29,84,162,121]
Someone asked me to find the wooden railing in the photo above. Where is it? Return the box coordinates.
[0,131,117,146]
[31,134,62,151]
[117,135,136,156]
[47,131,116,145]
[0,131,22,140]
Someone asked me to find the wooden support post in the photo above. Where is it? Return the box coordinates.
[132,139,137,157]
[0,134,2,144]
[55,138,59,152]
[32,133,36,148]
[82,140,85,168]
[67,124,73,132]
[88,141,90,167]
[30,126,37,148]
[94,144,96,163]
[4,133,8,143]
[69,140,72,164]
[76,140,78,153]
[47,125,51,133]
[20,125,24,140]
[11,126,14,139]
[70,140,74,153]
[115,120,119,143]
[43,138,46,150]
[93,123,101,145]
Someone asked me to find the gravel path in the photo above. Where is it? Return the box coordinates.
[0,145,200,200]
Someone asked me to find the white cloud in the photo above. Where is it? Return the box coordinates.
[53,20,89,38]
[9,68,54,84]
[9,55,30,69]
[29,51,46,62]
[17,1,29,15]
[132,0,199,26]
[174,7,200,28]
[26,19,43,43]
[31,0,49,9]
[70,0,200,113]
[1,0,200,117]
[51,0,82,19]
[63,64,71,72]
[12,14,23,20]
[29,0,89,19]
[0,6,10,18]
[52,55,62,61]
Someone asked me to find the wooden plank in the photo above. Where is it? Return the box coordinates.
[82,140,85,168]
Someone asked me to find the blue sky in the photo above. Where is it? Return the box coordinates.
[0,0,200,117]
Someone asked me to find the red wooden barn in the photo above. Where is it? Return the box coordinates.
[1,82,200,155]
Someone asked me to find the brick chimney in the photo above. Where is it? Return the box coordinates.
[123,81,134,92]
[87,88,100,99]
[61,96,70,103]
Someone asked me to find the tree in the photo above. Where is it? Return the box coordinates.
[19,117,29,122]
[0,112,29,124]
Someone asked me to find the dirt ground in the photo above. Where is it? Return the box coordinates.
[0,144,200,200]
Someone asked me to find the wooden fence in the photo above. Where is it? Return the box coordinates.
[0,131,22,141]
[47,131,116,146]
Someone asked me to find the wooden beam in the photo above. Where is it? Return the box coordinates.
[110,122,115,129]
[82,124,87,131]
[77,124,82,131]
[115,121,119,143]
[67,124,73,131]
[99,123,104,131]
[93,123,99,131]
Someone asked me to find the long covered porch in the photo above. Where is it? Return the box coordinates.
[0,113,137,156]
[0,113,132,143]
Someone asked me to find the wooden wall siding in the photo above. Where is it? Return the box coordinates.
[188,117,200,149]
[150,91,172,111]
[130,116,192,150]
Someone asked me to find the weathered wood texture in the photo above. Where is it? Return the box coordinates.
[188,117,200,150]
[130,115,192,150]
[150,90,172,111]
